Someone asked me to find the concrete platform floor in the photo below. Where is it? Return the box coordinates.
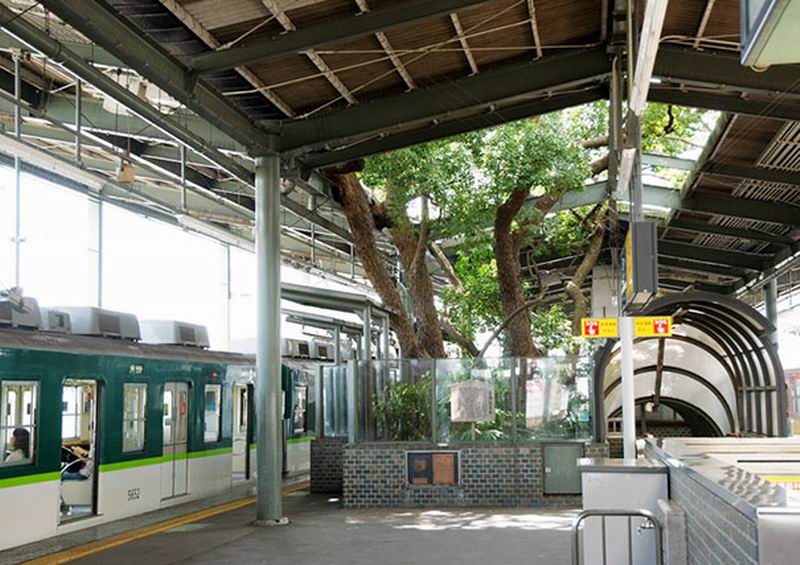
[56,493,578,565]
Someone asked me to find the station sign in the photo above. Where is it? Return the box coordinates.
[581,318,619,338]
[634,316,672,337]
[580,316,672,338]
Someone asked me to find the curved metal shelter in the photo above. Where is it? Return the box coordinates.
[595,291,787,440]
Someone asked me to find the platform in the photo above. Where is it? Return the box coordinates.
[8,488,578,565]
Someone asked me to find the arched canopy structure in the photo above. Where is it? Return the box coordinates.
[595,291,787,441]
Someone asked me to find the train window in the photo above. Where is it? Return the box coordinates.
[122,384,147,452]
[1,382,38,466]
[204,384,222,443]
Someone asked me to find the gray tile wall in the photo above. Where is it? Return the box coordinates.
[310,437,348,494]
[342,441,609,508]
[669,467,759,565]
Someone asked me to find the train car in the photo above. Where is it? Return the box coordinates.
[0,302,318,551]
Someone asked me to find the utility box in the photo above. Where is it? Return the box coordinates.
[543,443,584,494]
[578,458,667,565]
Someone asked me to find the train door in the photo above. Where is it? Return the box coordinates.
[232,384,250,481]
[59,380,99,522]
[161,382,189,500]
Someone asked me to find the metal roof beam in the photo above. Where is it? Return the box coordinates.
[654,46,800,94]
[703,162,800,187]
[188,0,491,73]
[667,218,795,247]
[283,47,612,152]
[300,87,607,169]
[649,88,800,122]
[35,0,276,155]
[659,240,769,271]
[658,255,748,279]
[682,192,800,228]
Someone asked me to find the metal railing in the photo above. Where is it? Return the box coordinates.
[571,509,663,565]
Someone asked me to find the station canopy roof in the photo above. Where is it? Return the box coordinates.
[1,0,800,301]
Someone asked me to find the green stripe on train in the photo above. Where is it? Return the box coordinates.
[0,471,61,490]
[99,447,233,473]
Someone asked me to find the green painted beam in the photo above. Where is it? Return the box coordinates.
[659,255,748,279]
[659,240,770,271]
[642,153,695,171]
[666,218,795,247]
[283,47,611,151]
[682,192,800,228]
[0,30,124,68]
[703,162,800,187]
[300,87,607,169]
[188,0,492,73]
[37,0,276,154]
[649,88,800,121]
[654,46,800,94]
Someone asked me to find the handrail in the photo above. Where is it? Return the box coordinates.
[571,508,663,565]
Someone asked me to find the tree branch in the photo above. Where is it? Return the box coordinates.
[429,241,464,292]
[440,317,479,357]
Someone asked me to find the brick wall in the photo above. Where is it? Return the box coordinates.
[311,437,348,494]
[668,466,759,565]
[343,441,608,508]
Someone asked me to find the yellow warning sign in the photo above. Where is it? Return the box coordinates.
[634,317,672,337]
[580,318,619,338]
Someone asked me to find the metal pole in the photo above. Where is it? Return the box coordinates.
[309,195,316,266]
[97,193,103,307]
[766,278,779,349]
[74,78,82,163]
[13,53,22,289]
[363,305,372,361]
[254,153,286,525]
[382,315,390,360]
[620,316,637,458]
[224,244,232,349]
[180,144,187,211]
[333,325,341,365]
[627,0,644,223]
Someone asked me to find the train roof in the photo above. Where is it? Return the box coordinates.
[0,326,252,365]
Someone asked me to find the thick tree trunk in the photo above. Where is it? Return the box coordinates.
[392,219,447,358]
[494,188,539,357]
[565,217,606,335]
[333,172,427,358]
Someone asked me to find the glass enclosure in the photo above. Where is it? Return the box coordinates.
[320,356,593,443]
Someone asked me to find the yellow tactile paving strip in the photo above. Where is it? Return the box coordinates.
[23,481,309,565]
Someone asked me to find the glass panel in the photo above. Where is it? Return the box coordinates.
[323,366,348,438]
[1,382,37,465]
[204,385,221,443]
[122,384,147,452]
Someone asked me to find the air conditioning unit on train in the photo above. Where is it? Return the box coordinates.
[58,307,141,340]
[140,320,210,348]
[0,291,41,330]
[311,341,334,360]
[40,308,72,334]
[281,338,311,358]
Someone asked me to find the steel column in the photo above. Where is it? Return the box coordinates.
[382,315,390,360]
[13,53,21,288]
[74,79,81,163]
[254,154,286,525]
[620,316,636,458]
[87,193,103,307]
[363,305,372,361]
[333,325,341,365]
[766,278,779,349]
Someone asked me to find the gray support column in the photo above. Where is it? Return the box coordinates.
[180,144,187,211]
[254,153,286,525]
[223,244,232,349]
[74,79,82,163]
[87,193,103,307]
[13,53,21,288]
[362,305,372,361]
[381,315,390,360]
[766,278,779,349]
[333,325,341,365]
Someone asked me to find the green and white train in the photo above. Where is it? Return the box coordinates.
[0,296,321,551]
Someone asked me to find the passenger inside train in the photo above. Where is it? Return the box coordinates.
[4,428,29,463]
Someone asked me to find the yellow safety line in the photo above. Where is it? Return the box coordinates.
[24,481,309,565]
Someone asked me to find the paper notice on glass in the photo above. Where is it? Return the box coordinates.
[450,380,495,423]
[526,379,545,428]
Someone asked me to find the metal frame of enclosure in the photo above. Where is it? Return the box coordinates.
[594,291,788,441]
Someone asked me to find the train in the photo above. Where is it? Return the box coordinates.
[0,293,335,551]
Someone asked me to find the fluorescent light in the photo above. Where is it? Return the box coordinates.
[176,214,254,250]
[629,0,669,116]
[616,147,637,197]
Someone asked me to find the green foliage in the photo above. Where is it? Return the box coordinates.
[641,103,706,155]
[442,236,504,340]
[374,376,432,441]
[531,305,574,354]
